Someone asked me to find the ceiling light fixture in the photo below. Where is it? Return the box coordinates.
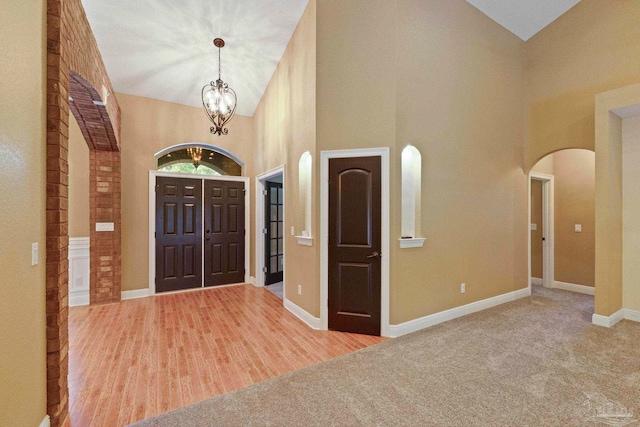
[187,147,203,169]
[201,38,237,136]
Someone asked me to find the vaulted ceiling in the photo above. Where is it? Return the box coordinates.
[83,0,581,117]
[82,0,309,117]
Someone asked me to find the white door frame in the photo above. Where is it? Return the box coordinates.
[255,165,286,295]
[148,171,251,295]
[528,171,555,290]
[320,148,390,337]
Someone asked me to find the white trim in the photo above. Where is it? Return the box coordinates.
[320,148,391,337]
[69,291,89,307]
[148,171,250,296]
[39,415,50,427]
[388,287,531,338]
[528,171,555,291]
[399,237,426,249]
[295,236,313,246]
[284,298,321,330]
[553,280,595,295]
[530,277,543,286]
[68,237,90,251]
[592,309,625,328]
[255,165,286,293]
[624,308,640,323]
[248,276,257,286]
[122,289,150,300]
[68,237,90,307]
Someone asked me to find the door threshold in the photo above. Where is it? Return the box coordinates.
[155,282,247,297]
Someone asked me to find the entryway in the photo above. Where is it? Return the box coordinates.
[528,149,596,297]
[150,172,249,294]
[256,166,285,300]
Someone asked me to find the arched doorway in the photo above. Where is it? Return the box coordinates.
[528,149,596,300]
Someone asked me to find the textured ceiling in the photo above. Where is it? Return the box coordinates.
[82,0,309,117]
[466,0,581,41]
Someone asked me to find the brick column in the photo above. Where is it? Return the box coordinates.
[46,1,70,425]
[90,150,122,304]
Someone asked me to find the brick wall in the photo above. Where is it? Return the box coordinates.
[46,0,121,425]
[90,150,122,304]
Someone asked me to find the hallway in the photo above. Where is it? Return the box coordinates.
[68,285,383,426]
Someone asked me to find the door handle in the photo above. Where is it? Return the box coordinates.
[366,251,380,259]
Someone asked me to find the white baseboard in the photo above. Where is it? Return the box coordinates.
[284,298,321,330]
[531,277,543,286]
[624,308,640,323]
[388,287,531,338]
[592,309,625,328]
[69,290,89,307]
[121,289,150,300]
[553,280,595,295]
[39,414,50,427]
[248,276,258,287]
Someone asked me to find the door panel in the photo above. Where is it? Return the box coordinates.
[204,180,245,286]
[265,182,284,285]
[155,177,202,293]
[328,157,381,336]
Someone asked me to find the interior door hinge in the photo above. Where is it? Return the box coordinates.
[263,228,268,234]
[262,266,267,273]
[242,188,246,194]
[263,189,268,196]
[154,232,156,238]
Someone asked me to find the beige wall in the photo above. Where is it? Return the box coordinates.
[623,115,640,311]
[530,180,543,279]
[69,114,90,237]
[554,149,595,287]
[118,93,255,291]
[0,0,48,425]
[317,0,527,324]
[525,0,640,171]
[253,0,317,312]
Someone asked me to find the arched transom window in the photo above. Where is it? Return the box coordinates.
[156,145,243,176]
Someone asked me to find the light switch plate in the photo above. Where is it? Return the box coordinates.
[291,226,295,236]
[575,224,582,233]
[530,223,537,231]
[31,243,38,266]
[96,222,115,232]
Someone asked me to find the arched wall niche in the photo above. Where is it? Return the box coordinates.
[400,145,425,248]
[298,151,313,240]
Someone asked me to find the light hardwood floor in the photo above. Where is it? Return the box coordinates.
[69,284,384,426]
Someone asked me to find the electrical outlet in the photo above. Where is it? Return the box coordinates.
[297,285,302,295]
[461,283,466,294]
[31,243,38,266]
[74,277,82,288]
[291,226,295,236]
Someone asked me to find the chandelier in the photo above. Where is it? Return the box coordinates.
[201,38,237,136]
[187,147,203,169]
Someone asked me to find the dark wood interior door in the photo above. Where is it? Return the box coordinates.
[155,177,202,293]
[204,180,245,286]
[265,182,284,285]
[328,156,381,336]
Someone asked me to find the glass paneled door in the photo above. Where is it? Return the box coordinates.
[265,181,283,285]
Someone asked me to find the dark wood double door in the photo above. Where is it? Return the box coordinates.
[155,176,245,293]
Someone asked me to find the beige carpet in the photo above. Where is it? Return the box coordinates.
[130,287,640,426]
